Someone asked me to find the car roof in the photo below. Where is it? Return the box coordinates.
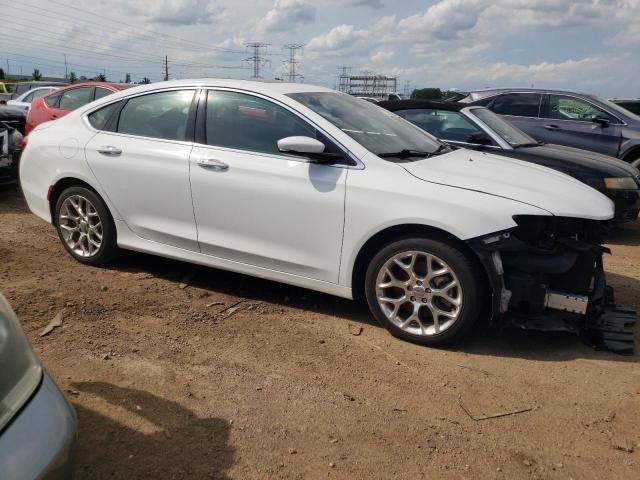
[16,81,68,86]
[466,87,603,98]
[378,100,466,112]
[54,82,137,92]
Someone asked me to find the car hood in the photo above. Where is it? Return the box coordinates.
[523,144,639,178]
[400,148,614,220]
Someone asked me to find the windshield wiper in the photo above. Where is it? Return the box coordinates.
[378,149,432,159]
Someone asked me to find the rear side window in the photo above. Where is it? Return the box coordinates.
[491,93,542,117]
[59,87,93,111]
[205,90,316,154]
[88,103,119,130]
[44,92,62,107]
[94,87,112,100]
[116,90,194,141]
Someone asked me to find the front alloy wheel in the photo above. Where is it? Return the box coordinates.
[365,237,483,346]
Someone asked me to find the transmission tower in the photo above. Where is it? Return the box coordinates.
[283,44,304,83]
[244,43,270,79]
[337,66,351,93]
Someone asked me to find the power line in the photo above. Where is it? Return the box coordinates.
[283,44,304,83]
[244,43,270,79]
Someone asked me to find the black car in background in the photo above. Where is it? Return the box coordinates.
[0,106,25,190]
[610,99,640,116]
[380,100,640,222]
[456,88,640,169]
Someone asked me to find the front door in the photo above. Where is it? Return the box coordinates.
[538,94,622,157]
[84,89,198,250]
[189,89,347,282]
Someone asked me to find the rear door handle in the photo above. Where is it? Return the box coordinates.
[543,124,560,131]
[97,146,122,156]
[196,158,228,171]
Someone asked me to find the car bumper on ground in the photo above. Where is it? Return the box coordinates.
[0,370,77,480]
[608,188,640,222]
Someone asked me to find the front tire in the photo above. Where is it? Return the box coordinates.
[54,186,119,265]
[364,237,483,347]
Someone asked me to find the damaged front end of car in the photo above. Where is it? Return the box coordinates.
[469,215,636,354]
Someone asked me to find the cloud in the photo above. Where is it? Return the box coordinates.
[127,0,225,26]
[370,50,394,62]
[398,0,485,41]
[258,0,316,32]
[348,0,384,8]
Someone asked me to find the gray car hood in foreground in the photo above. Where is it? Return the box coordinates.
[401,148,614,221]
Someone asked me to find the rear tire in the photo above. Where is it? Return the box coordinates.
[54,186,119,265]
[364,237,483,347]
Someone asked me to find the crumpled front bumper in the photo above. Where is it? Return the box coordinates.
[468,217,636,354]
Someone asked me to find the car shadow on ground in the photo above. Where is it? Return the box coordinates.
[0,187,29,214]
[72,382,233,480]
[608,221,640,246]
[113,250,638,364]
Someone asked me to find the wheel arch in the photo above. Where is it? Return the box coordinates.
[48,177,101,226]
[349,223,490,301]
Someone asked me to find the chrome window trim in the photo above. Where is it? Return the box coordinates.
[460,107,513,150]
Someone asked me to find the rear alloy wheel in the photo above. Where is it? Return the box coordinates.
[55,186,119,265]
[365,238,483,346]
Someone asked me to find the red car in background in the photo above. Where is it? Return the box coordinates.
[26,82,135,134]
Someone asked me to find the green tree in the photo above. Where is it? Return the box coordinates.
[140,77,151,84]
[95,73,107,82]
[125,73,131,83]
[79,75,88,81]
[69,71,77,84]
[411,88,443,100]
[0,68,5,80]
[32,68,43,80]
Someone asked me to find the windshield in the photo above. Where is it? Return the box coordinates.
[470,107,538,147]
[287,92,443,156]
[593,96,640,122]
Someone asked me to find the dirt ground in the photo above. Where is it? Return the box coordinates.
[1,187,639,480]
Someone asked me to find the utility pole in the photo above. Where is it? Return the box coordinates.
[64,54,68,80]
[283,44,304,83]
[244,43,269,79]
[163,55,169,81]
[6,60,9,78]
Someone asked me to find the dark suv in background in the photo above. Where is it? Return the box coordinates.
[458,88,640,168]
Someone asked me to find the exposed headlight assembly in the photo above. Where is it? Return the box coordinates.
[0,293,42,433]
[604,176,637,190]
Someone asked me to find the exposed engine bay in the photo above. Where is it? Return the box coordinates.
[469,215,636,354]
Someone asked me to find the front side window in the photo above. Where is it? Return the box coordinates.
[288,92,442,155]
[395,109,485,143]
[59,87,93,111]
[205,90,317,154]
[491,93,542,117]
[117,90,194,141]
[548,95,615,122]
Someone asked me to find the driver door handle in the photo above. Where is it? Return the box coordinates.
[196,158,229,171]
[543,124,560,131]
[97,146,122,156]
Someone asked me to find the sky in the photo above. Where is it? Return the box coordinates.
[2,0,640,97]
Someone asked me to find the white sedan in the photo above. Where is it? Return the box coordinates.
[7,87,60,111]
[20,79,621,348]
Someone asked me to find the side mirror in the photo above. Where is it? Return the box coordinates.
[592,113,610,127]
[467,131,493,145]
[277,136,343,164]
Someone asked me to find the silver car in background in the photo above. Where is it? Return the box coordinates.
[0,293,77,479]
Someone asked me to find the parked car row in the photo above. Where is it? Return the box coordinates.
[378,100,640,222]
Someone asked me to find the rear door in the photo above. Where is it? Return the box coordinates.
[539,94,622,157]
[84,89,199,250]
[487,92,547,140]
